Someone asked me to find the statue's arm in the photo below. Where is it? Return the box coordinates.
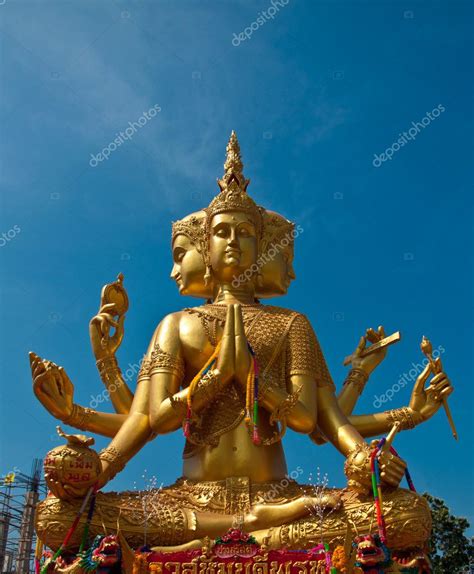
[347,410,420,438]
[63,406,127,438]
[98,370,153,486]
[336,370,369,415]
[346,360,453,437]
[148,313,187,434]
[89,282,134,415]
[259,375,317,433]
[149,311,234,434]
[94,355,134,415]
[316,385,368,455]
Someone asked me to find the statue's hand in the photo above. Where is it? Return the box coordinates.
[409,359,453,422]
[45,476,96,501]
[89,303,125,360]
[233,304,252,391]
[350,326,387,376]
[29,352,73,421]
[345,438,406,492]
[216,304,236,386]
[377,448,407,487]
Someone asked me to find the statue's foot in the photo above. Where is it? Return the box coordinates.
[245,492,340,532]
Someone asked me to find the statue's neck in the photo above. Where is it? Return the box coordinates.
[213,284,256,305]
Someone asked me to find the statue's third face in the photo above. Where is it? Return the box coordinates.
[259,245,296,296]
[209,211,258,284]
[171,234,211,297]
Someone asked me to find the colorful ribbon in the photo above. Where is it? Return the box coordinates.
[370,437,416,544]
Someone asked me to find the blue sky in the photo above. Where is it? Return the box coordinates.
[1,0,473,529]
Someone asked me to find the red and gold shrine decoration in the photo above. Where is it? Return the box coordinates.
[43,427,101,491]
[140,529,329,574]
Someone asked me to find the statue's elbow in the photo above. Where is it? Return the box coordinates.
[149,411,178,435]
[290,411,317,434]
[149,412,163,434]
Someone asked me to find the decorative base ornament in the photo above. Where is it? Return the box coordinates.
[30,132,456,574]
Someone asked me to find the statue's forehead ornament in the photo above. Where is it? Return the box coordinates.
[204,131,263,239]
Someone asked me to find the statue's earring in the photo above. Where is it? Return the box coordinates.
[256,269,264,288]
[204,265,212,286]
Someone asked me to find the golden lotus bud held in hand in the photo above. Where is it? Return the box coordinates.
[420,336,433,357]
[43,427,101,491]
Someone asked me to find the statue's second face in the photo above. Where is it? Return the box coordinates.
[259,245,296,296]
[171,234,211,297]
[209,211,258,284]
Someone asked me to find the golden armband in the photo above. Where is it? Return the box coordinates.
[61,404,94,430]
[387,407,422,430]
[99,445,127,480]
[343,367,369,395]
[137,357,152,382]
[149,343,185,379]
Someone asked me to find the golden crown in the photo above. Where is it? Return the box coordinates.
[171,212,206,251]
[205,131,263,236]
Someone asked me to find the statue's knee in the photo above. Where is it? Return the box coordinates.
[342,488,431,550]
[35,497,83,551]
[383,489,431,548]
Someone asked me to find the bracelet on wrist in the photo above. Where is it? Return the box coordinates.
[99,445,126,479]
[62,404,94,430]
[343,368,369,395]
[387,406,421,430]
[96,355,123,385]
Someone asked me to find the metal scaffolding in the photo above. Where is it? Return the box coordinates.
[0,459,46,574]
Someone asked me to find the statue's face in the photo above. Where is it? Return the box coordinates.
[170,234,212,297]
[209,211,258,283]
[260,244,296,297]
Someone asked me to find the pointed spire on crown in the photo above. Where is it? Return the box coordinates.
[217,131,250,193]
[205,131,261,238]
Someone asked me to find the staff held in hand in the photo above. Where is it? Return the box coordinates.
[420,336,458,441]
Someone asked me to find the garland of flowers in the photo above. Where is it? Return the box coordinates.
[245,344,260,445]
